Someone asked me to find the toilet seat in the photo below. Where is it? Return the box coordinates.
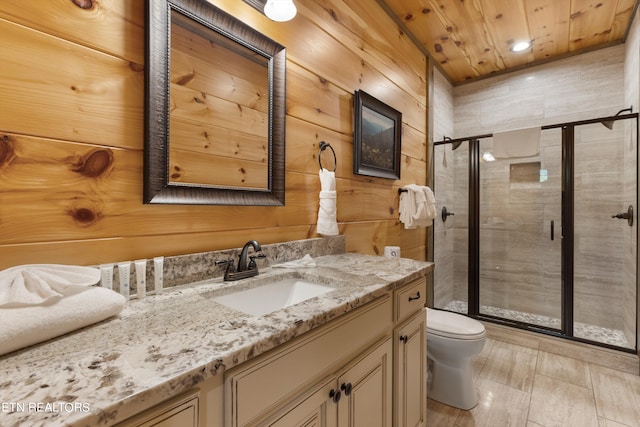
[427,308,486,340]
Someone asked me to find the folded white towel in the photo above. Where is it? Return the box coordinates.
[399,189,413,227]
[272,254,317,268]
[0,286,126,356]
[492,127,541,159]
[317,169,339,236]
[399,185,437,229]
[0,264,101,307]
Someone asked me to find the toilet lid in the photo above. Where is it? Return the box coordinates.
[426,308,486,340]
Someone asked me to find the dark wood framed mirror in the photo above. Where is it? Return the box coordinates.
[145,0,286,205]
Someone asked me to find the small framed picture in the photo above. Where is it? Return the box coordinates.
[353,90,402,180]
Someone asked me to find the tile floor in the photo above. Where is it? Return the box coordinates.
[427,333,640,426]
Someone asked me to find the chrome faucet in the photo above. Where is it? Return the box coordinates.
[217,240,266,281]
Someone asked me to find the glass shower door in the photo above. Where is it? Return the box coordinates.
[433,115,638,351]
[477,129,563,329]
[572,120,637,349]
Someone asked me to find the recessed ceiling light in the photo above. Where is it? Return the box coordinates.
[264,0,297,22]
[511,41,531,52]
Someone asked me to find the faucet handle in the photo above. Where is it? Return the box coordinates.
[248,253,267,270]
[216,259,236,273]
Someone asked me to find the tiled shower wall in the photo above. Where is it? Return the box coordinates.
[433,41,639,344]
[432,68,456,308]
[624,10,640,346]
[453,44,627,137]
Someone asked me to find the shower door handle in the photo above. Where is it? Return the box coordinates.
[550,220,554,241]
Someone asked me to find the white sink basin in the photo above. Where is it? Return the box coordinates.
[213,278,334,316]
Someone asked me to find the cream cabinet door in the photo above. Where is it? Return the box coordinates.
[258,338,392,427]
[260,378,338,427]
[225,297,392,427]
[116,392,199,427]
[336,338,393,427]
[394,310,426,427]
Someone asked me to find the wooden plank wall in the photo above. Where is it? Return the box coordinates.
[0,0,427,270]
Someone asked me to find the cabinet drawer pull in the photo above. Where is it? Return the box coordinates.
[400,335,408,343]
[329,389,341,403]
[408,292,421,302]
[340,382,353,396]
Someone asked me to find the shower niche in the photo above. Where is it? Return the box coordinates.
[509,162,541,183]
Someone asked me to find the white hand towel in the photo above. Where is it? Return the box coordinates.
[423,186,437,221]
[399,187,414,227]
[492,127,541,159]
[272,254,317,268]
[317,168,339,236]
[399,185,436,229]
[0,264,101,307]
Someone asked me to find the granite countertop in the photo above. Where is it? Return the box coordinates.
[0,253,433,427]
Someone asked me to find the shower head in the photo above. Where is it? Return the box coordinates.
[601,106,633,130]
[443,136,463,151]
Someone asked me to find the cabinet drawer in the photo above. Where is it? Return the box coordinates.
[225,296,392,426]
[395,278,426,323]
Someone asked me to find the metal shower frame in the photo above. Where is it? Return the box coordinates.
[432,110,640,352]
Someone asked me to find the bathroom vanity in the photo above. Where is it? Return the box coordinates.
[0,252,432,427]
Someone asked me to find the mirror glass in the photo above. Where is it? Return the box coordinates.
[145,0,286,205]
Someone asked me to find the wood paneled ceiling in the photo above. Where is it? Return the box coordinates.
[381,0,639,85]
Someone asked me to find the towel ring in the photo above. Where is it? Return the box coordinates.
[318,141,337,172]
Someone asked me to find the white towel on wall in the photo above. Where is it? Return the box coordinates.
[399,184,437,229]
[492,127,541,159]
[317,168,339,236]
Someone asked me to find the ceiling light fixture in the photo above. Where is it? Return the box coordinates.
[511,41,531,53]
[264,0,297,22]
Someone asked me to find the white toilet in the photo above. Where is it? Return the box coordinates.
[426,307,486,410]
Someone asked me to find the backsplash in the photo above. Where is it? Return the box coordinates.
[107,236,346,296]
